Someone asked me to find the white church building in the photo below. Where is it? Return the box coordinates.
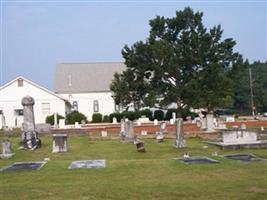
[0,62,125,128]
[0,76,70,128]
[54,62,125,121]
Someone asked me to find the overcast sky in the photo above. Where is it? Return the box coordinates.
[1,0,267,89]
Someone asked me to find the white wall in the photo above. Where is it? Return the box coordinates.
[0,79,67,128]
[60,92,116,121]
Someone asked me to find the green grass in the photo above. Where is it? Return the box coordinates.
[0,134,267,200]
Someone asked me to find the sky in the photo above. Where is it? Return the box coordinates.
[1,0,267,90]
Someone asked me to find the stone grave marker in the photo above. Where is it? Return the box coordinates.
[156,122,166,143]
[179,156,219,164]
[134,136,146,152]
[52,134,68,153]
[21,96,41,150]
[0,139,15,159]
[0,161,47,172]
[101,130,108,137]
[174,119,186,148]
[123,120,135,143]
[59,119,66,129]
[224,153,264,162]
[69,160,106,169]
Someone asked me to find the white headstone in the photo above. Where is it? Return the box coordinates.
[112,117,117,124]
[59,119,66,129]
[172,112,176,120]
[137,120,141,126]
[154,119,158,125]
[141,130,147,136]
[52,134,67,153]
[101,130,107,137]
[54,113,58,128]
[206,114,215,132]
[74,122,81,128]
[170,119,174,125]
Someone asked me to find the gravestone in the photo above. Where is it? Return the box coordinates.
[54,113,58,128]
[59,119,66,129]
[120,118,126,139]
[179,156,219,164]
[156,122,166,143]
[134,136,146,152]
[208,129,267,149]
[206,113,215,132]
[52,134,67,153]
[0,161,47,172]
[0,139,15,159]
[101,130,107,137]
[141,130,147,136]
[21,96,41,150]
[240,123,246,130]
[174,119,186,148]
[154,119,158,125]
[69,160,106,169]
[123,120,135,143]
[224,153,263,162]
[112,117,117,124]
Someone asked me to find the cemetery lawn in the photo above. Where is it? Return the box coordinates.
[1,134,267,200]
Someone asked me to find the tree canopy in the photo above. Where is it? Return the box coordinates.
[111,7,245,114]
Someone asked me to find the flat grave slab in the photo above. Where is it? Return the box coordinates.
[69,160,106,169]
[224,153,264,162]
[0,161,47,172]
[179,156,219,164]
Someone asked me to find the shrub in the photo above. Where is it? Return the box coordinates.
[45,114,64,125]
[92,113,102,123]
[139,109,153,120]
[102,115,110,122]
[109,112,124,122]
[165,109,177,120]
[66,111,87,124]
[181,108,198,120]
[154,110,164,121]
[122,111,140,121]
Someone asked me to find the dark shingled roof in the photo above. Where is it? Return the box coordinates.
[54,62,125,93]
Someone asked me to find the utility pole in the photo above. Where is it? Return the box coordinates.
[249,68,255,116]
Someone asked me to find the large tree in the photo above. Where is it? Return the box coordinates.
[111,7,242,114]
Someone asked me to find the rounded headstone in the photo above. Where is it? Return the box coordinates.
[21,96,35,106]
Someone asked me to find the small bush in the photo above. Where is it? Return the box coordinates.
[109,112,124,122]
[102,115,110,122]
[45,114,64,125]
[66,111,87,124]
[139,109,153,120]
[154,110,164,121]
[165,109,177,120]
[92,113,102,123]
[122,111,140,121]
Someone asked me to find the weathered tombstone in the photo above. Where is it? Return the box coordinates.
[59,119,65,129]
[154,119,158,125]
[112,117,117,124]
[134,136,146,152]
[54,113,58,128]
[201,117,207,130]
[156,122,166,143]
[21,96,41,150]
[0,161,47,172]
[240,123,247,130]
[174,119,186,148]
[74,122,81,128]
[170,118,175,125]
[101,130,107,137]
[206,113,215,132]
[69,160,106,169]
[124,120,135,143]
[52,134,67,153]
[0,139,15,159]
[141,130,147,136]
[172,112,176,120]
[120,118,125,139]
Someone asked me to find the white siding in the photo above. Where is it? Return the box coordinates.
[60,92,115,121]
[0,78,67,128]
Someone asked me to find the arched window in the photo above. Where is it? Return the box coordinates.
[72,101,78,111]
[93,100,99,112]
